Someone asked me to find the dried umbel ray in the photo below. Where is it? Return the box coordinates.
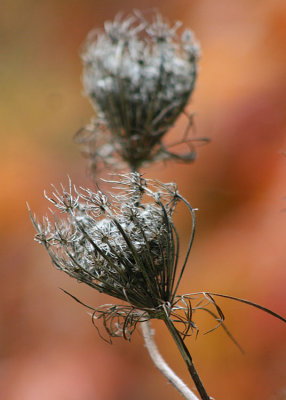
[29,173,285,343]
[78,11,207,172]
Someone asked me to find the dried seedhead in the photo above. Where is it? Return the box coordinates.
[79,11,205,172]
[29,173,285,341]
[29,173,198,339]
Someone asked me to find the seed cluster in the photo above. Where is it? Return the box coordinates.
[80,12,200,171]
[30,174,195,317]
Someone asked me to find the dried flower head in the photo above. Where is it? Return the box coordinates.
[29,173,198,339]
[79,11,203,172]
[29,173,285,341]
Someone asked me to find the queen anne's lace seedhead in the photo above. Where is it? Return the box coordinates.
[30,174,285,342]
[79,11,201,171]
[30,173,197,339]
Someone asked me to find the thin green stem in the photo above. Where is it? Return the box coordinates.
[163,316,210,400]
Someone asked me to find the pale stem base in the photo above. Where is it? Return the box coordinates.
[141,320,199,400]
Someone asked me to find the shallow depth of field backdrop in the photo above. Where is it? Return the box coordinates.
[1,0,286,399]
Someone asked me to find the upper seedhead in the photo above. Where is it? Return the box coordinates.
[79,11,201,172]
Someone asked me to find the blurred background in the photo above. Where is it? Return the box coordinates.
[1,0,286,399]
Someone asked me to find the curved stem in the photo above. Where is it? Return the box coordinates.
[163,317,210,400]
[141,320,199,400]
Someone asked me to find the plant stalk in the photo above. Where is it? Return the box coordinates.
[141,320,199,400]
[163,316,210,400]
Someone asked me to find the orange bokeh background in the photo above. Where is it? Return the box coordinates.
[1,0,286,399]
